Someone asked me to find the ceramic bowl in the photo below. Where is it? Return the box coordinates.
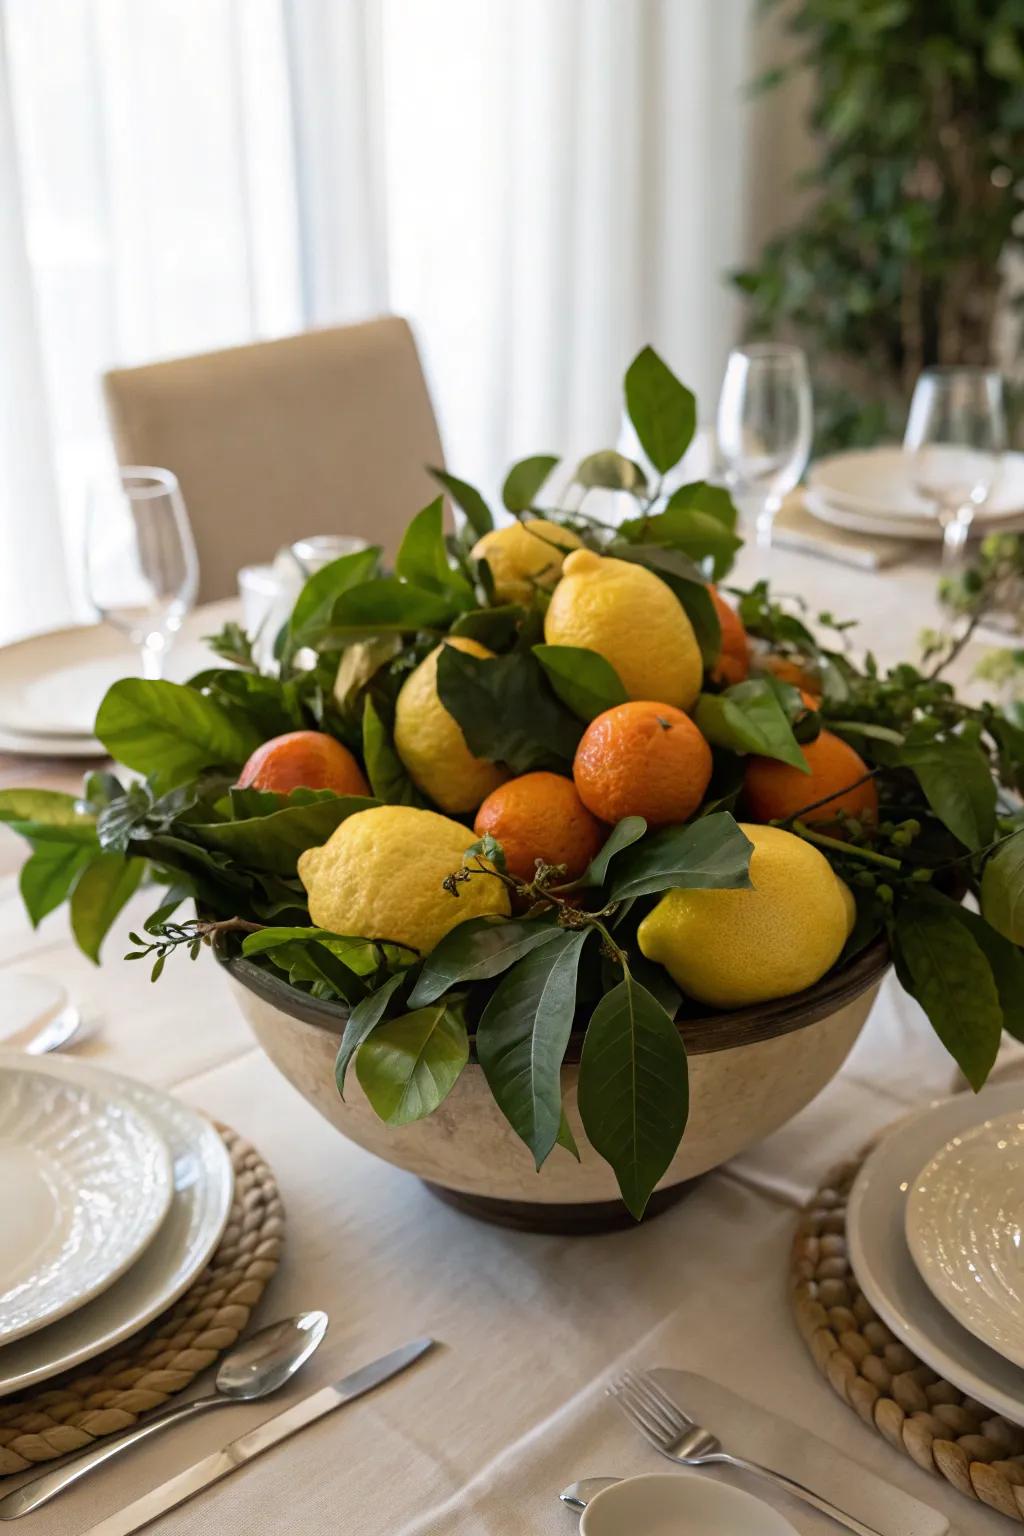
[579,1472,798,1535]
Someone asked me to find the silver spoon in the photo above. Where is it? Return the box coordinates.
[0,1311,328,1520]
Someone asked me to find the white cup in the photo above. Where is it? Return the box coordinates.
[580,1473,798,1536]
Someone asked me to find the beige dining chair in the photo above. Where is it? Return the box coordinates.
[102,317,445,602]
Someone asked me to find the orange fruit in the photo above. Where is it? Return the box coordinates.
[573,702,712,827]
[238,730,370,796]
[754,651,822,704]
[743,730,877,829]
[709,586,749,686]
[474,771,604,883]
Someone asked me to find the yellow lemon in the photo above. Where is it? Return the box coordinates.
[636,823,854,1009]
[544,548,702,711]
[298,805,510,955]
[471,519,581,605]
[393,636,508,813]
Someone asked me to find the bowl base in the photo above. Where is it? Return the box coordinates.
[421,1177,698,1234]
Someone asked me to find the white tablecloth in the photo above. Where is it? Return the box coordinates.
[0,540,1018,1535]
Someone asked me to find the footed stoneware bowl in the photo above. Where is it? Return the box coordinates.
[219,938,889,1234]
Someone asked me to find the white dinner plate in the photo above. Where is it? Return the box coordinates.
[0,598,239,748]
[0,1051,234,1397]
[805,487,1024,543]
[809,446,1024,523]
[0,1063,173,1345]
[906,1109,1024,1370]
[847,1081,1024,1425]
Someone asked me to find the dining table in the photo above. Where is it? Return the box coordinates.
[1,534,1020,1536]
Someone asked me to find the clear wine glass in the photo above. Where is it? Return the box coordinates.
[904,367,1005,569]
[716,343,813,548]
[85,466,199,679]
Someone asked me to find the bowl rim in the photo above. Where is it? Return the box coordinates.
[216,933,890,1059]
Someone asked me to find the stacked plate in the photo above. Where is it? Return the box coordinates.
[847,1079,1024,1425]
[0,1052,233,1398]
[806,446,1024,542]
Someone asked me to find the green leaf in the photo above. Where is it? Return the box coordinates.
[893,898,1003,1091]
[577,972,688,1219]
[356,1003,469,1125]
[0,789,92,830]
[619,495,741,581]
[429,466,493,538]
[395,497,473,603]
[610,542,720,666]
[191,795,378,875]
[362,695,420,805]
[607,813,753,902]
[259,937,368,1003]
[70,852,146,963]
[283,546,382,654]
[19,842,93,926]
[333,635,403,717]
[241,926,394,971]
[322,579,457,643]
[502,455,560,512]
[335,971,407,1098]
[556,1108,580,1160]
[981,829,1024,945]
[665,480,738,532]
[532,645,628,721]
[409,916,564,1006]
[695,681,810,771]
[624,346,696,475]
[477,929,591,1168]
[449,605,525,650]
[574,450,647,493]
[95,679,261,790]
[463,832,507,875]
[580,817,648,887]
[435,644,582,773]
[949,901,1024,1044]
[900,739,996,851]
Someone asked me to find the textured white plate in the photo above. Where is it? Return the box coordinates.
[580,1473,797,1536]
[847,1081,1024,1425]
[906,1109,1024,1370]
[0,598,238,744]
[0,1065,173,1344]
[0,1051,233,1396]
[805,487,1024,543]
[809,446,1024,522]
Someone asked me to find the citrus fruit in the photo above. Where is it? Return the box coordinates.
[471,519,582,605]
[393,637,509,813]
[709,586,749,686]
[543,548,702,710]
[753,650,822,703]
[298,805,510,954]
[573,701,712,826]
[237,730,370,796]
[743,730,877,829]
[474,771,604,883]
[636,823,854,1008]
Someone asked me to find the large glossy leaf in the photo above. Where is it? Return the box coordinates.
[362,695,420,805]
[429,466,493,538]
[283,546,382,655]
[981,829,1024,944]
[609,541,720,665]
[900,739,996,850]
[435,644,582,773]
[95,679,261,789]
[395,497,474,603]
[574,451,647,493]
[606,813,753,901]
[949,901,1024,1044]
[70,851,146,962]
[579,817,648,887]
[409,916,564,1005]
[19,842,93,925]
[502,455,560,512]
[624,346,696,474]
[356,1003,469,1125]
[476,929,590,1168]
[577,972,689,1219]
[532,645,628,721]
[0,789,91,829]
[893,897,1002,1090]
[619,495,741,581]
[335,971,407,1097]
[321,579,457,643]
[695,681,810,771]
[191,795,377,874]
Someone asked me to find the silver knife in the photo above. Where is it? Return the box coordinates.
[82,1338,435,1536]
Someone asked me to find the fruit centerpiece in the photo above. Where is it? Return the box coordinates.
[3,348,1023,1228]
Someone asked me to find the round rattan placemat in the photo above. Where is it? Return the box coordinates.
[791,1151,1024,1523]
[0,1124,284,1477]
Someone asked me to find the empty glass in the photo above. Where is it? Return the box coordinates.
[904,367,1005,568]
[716,343,813,548]
[85,466,199,678]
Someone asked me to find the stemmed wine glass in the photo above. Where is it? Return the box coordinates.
[716,343,813,548]
[904,367,1005,569]
[85,466,199,679]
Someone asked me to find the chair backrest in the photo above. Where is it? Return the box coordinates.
[102,317,445,602]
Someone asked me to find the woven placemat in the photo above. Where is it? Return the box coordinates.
[791,1152,1024,1523]
[0,1125,284,1477]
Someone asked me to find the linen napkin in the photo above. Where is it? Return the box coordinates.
[772,495,916,571]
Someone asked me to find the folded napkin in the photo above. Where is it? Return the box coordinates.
[773,495,917,571]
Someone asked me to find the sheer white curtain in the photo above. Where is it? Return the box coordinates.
[1,0,763,643]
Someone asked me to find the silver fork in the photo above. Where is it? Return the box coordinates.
[608,1371,885,1536]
